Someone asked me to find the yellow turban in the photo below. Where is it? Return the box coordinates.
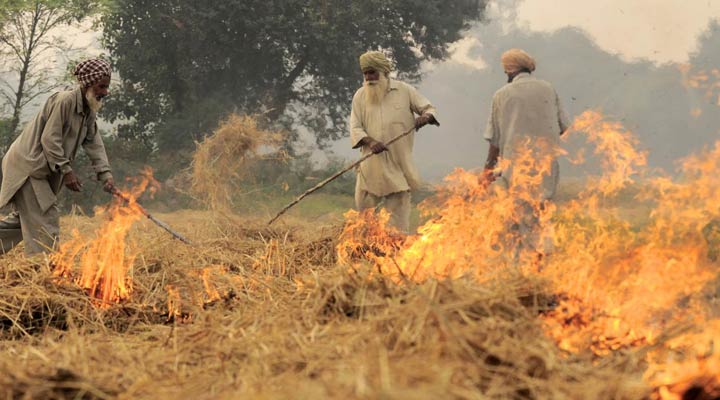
[501,49,536,73]
[359,51,392,74]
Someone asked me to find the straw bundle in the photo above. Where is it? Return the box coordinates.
[189,114,285,211]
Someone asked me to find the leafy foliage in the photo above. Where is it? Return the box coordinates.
[0,0,105,148]
[101,0,487,155]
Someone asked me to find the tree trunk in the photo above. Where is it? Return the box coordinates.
[9,4,41,134]
[266,57,308,120]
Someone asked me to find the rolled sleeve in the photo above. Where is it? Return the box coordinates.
[350,92,369,148]
[556,91,570,134]
[409,85,438,123]
[483,96,500,147]
[97,171,113,182]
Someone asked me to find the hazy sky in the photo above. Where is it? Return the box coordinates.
[448,0,720,70]
[515,0,720,64]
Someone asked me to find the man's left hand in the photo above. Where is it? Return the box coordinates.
[415,114,432,130]
[103,177,115,193]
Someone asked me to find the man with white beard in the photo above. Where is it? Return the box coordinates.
[350,51,438,233]
[0,59,115,255]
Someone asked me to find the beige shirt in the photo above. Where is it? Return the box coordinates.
[0,86,112,212]
[484,73,568,199]
[350,79,437,197]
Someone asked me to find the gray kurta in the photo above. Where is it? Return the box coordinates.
[0,85,112,213]
[350,79,438,197]
[0,86,112,255]
[484,73,568,200]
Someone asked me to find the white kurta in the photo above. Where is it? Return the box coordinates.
[484,73,569,200]
[350,79,438,197]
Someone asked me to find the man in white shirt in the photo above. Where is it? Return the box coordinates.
[349,51,439,233]
[483,48,569,199]
[483,49,569,259]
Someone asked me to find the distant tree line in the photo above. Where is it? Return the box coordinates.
[0,0,487,211]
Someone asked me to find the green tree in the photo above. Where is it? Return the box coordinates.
[101,0,487,158]
[0,0,104,149]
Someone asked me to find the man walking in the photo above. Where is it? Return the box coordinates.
[0,59,115,255]
[350,51,438,233]
[483,49,569,259]
[483,48,568,199]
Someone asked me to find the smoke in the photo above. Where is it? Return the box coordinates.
[328,1,720,184]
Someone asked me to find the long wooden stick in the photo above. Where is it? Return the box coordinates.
[268,122,437,225]
[110,188,193,244]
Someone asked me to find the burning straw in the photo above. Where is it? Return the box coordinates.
[0,110,718,399]
[0,214,649,399]
[51,169,159,306]
[334,110,720,399]
[189,114,286,212]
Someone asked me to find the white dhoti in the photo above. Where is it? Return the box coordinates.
[355,187,411,234]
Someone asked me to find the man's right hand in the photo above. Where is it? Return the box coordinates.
[63,170,83,192]
[365,138,388,154]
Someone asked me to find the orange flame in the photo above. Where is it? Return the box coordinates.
[337,135,563,282]
[337,110,720,397]
[680,64,720,107]
[52,168,158,306]
[166,284,183,320]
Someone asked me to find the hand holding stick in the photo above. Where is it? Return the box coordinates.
[268,119,439,225]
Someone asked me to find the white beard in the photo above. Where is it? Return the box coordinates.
[364,75,389,106]
[85,87,103,113]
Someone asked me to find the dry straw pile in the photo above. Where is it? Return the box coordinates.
[2,104,718,399]
[189,114,285,212]
[0,211,658,400]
